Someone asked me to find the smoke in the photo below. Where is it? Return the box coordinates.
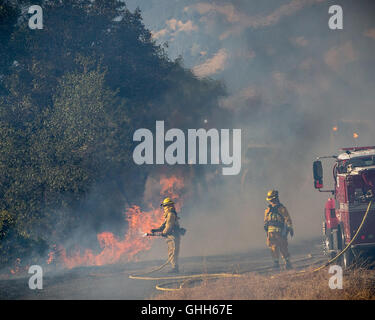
[119,0,375,259]
[193,48,228,77]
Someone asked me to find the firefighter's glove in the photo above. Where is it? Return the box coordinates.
[289,228,294,238]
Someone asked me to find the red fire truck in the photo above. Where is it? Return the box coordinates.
[313,146,375,268]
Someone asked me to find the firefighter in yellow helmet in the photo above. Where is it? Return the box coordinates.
[264,190,294,270]
[150,197,185,273]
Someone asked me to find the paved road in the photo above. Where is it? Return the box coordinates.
[0,237,325,299]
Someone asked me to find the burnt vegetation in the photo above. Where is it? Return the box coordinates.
[0,0,227,267]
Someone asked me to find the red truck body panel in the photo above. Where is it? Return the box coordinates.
[333,168,375,247]
[325,198,338,229]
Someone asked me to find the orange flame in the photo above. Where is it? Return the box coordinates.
[353,132,359,139]
[10,258,21,275]
[49,175,185,269]
[47,245,56,264]
[9,258,29,275]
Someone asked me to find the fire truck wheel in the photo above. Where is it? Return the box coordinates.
[339,228,354,269]
[341,248,354,269]
[323,228,335,258]
[324,234,336,259]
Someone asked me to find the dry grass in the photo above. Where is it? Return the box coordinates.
[154,268,375,300]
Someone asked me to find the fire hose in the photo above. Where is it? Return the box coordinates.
[130,201,373,290]
[128,232,241,291]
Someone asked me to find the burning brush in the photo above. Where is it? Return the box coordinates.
[47,175,185,269]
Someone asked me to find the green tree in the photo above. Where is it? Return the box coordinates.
[0,0,227,267]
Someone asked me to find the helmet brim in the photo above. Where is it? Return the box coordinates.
[266,197,278,201]
[161,202,174,207]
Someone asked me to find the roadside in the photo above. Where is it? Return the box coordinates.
[0,237,325,299]
[154,268,375,300]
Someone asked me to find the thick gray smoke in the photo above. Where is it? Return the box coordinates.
[124,0,375,258]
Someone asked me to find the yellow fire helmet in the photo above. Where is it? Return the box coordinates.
[266,189,279,202]
[160,197,175,207]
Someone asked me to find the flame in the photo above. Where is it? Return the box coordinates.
[9,258,28,275]
[47,245,56,264]
[332,126,338,132]
[10,258,21,275]
[353,132,359,139]
[49,175,185,269]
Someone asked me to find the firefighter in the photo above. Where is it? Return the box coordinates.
[150,197,184,273]
[264,190,294,270]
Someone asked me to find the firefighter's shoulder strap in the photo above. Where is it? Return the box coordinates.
[162,208,176,235]
[267,204,283,219]
[167,208,186,236]
[265,204,286,230]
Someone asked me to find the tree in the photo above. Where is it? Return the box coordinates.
[0,0,227,267]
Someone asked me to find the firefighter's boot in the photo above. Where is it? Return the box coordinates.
[272,260,280,270]
[168,266,179,273]
[285,259,292,270]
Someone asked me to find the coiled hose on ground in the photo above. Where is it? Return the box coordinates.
[128,253,242,291]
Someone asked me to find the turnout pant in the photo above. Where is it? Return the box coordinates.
[166,235,180,268]
[266,231,290,262]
